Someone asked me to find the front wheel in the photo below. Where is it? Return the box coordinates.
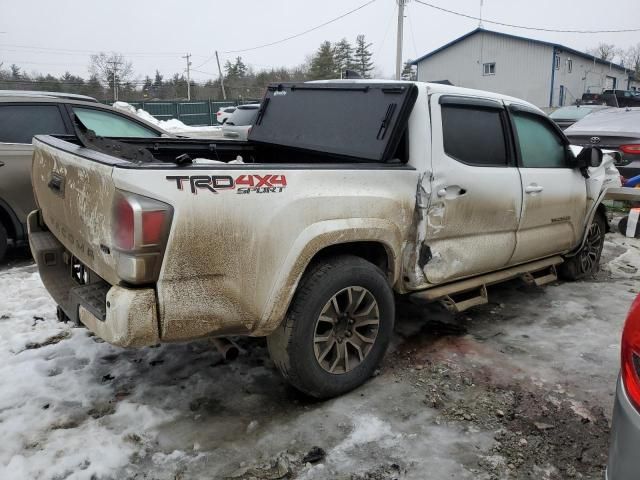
[559,213,606,280]
[267,255,395,399]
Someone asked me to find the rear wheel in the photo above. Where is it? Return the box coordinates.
[267,255,394,399]
[559,213,606,280]
[0,223,7,263]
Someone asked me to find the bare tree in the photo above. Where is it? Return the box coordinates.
[586,43,618,62]
[622,43,640,78]
[89,52,134,99]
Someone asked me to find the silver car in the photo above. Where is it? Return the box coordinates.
[221,104,260,141]
[565,108,640,179]
[607,294,640,479]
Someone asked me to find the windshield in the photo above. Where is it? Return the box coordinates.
[549,106,597,120]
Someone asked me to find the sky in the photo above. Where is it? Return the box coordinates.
[1,0,639,83]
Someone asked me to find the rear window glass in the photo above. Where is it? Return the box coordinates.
[226,107,259,126]
[72,107,160,138]
[441,105,508,166]
[0,105,67,143]
[549,106,595,120]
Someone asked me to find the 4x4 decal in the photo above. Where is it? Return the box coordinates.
[166,174,287,194]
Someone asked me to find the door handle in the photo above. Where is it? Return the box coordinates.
[0,161,4,167]
[525,184,544,194]
[437,185,467,198]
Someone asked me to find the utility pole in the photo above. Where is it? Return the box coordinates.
[182,53,192,100]
[108,60,122,102]
[478,0,484,28]
[395,0,408,80]
[215,51,227,100]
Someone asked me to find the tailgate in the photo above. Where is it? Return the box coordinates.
[32,136,120,286]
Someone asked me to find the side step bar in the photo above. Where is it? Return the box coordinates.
[411,256,563,313]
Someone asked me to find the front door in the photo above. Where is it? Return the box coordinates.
[508,105,587,263]
[423,95,522,285]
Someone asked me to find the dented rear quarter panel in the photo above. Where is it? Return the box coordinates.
[113,166,419,340]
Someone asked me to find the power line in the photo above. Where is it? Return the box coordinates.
[0,43,207,58]
[193,0,377,70]
[413,0,640,33]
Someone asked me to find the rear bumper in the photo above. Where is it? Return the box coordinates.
[28,210,160,347]
[606,377,640,480]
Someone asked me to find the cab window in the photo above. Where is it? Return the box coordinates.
[0,105,67,144]
[72,107,160,138]
[441,105,508,166]
[512,112,568,168]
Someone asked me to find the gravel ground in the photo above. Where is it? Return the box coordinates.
[0,230,638,480]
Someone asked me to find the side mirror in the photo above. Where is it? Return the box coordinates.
[576,147,603,168]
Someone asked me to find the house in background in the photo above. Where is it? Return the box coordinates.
[410,28,634,108]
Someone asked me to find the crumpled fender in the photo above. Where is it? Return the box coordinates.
[569,186,640,257]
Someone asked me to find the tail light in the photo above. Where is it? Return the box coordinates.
[112,190,173,285]
[621,294,640,411]
[620,144,640,155]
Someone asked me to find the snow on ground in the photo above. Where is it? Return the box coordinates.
[0,231,638,479]
[112,101,222,138]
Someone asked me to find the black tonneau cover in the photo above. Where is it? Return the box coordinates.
[249,82,418,162]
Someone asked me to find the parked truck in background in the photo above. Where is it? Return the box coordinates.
[28,81,639,398]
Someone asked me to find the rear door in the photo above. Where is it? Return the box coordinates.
[424,94,522,285]
[508,104,587,263]
[0,103,70,224]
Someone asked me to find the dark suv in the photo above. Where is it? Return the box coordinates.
[0,91,168,261]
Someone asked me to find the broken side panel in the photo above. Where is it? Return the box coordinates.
[249,82,419,162]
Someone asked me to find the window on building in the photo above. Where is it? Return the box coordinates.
[555,54,560,70]
[441,105,508,166]
[483,62,496,75]
[567,58,573,73]
[512,112,568,168]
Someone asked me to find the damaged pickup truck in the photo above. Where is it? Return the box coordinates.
[28,81,639,398]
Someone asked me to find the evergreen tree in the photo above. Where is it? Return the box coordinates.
[142,76,153,98]
[401,61,416,81]
[353,34,374,78]
[309,41,337,80]
[334,38,354,77]
[10,64,21,79]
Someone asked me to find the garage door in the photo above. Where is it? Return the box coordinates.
[605,76,617,90]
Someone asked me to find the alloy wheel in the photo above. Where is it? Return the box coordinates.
[313,286,380,374]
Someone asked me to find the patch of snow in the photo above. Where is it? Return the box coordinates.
[112,101,221,137]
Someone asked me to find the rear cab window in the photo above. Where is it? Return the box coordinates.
[71,107,160,138]
[0,104,68,144]
[440,96,509,167]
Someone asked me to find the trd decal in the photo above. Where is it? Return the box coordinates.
[166,174,287,194]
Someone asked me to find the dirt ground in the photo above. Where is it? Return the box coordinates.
[0,230,638,480]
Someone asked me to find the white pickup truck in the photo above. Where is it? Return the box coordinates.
[28,81,637,398]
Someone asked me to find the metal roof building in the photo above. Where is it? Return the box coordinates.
[410,28,635,108]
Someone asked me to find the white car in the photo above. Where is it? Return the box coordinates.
[216,106,236,125]
[221,104,260,141]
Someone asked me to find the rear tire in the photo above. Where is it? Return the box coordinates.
[267,255,394,399]
[559,213,606,280]
[0,223,7,263]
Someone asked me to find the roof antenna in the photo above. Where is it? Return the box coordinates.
[478,0,484,28]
